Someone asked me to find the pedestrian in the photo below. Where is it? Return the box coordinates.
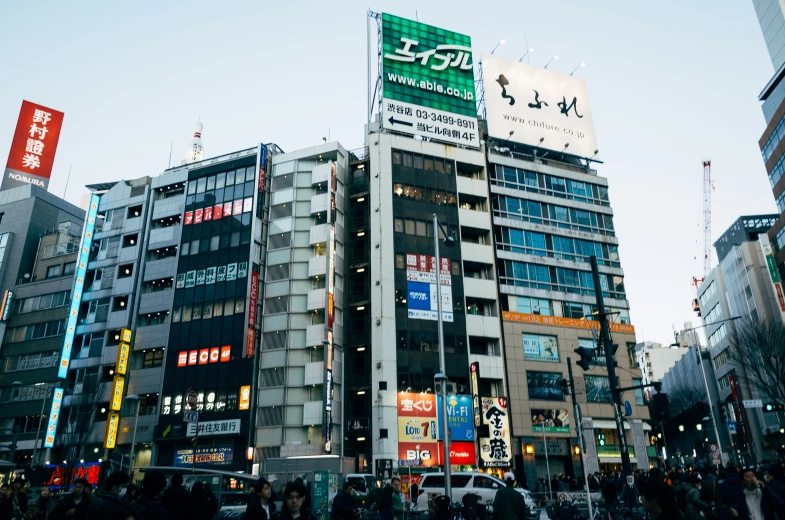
[737,468,785,520]
[378,485,395,520]
[202,485,218,520]
[36,488,53,520]
[683,474,709,520]
[161,474,188,520]
[272,481,316,520]
[491,472,527,520]
[641,479,682,520]
[390,478,404,520]
[244,479,275,520]
[49,479,91,520]
[121,485,138,509]
[329,482,356,520]
[1,478,29,520]
[128,470,169,520]
[86,472,131,520]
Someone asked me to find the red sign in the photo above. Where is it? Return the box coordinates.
[209,347,220,363]
[177,352,188,367]
[198,348,209,365]
[327,293,334,329]
[223,202,232,217]
[188,350,198,366]
[777,284,785,312]
[185,211,193,225]
[43,463,100,488]
[194,209,203,224]
[398,392,437,418]
[220,345,231,362]
[248,270,259,327]
[246,328,255,357]
[398,442,439,467]
[437,441,476,466]
[258,169,266,192]
[4,100,65,191]
[204,206,213,221]
[233,200,243,216]
[213,204,223,220]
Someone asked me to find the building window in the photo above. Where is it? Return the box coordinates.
[142,350,164,368]
[526,371,564,401]
[516,296,553,316]
[118,264,134,278]
[112,295,129,312]
[5,320,65,343]
[713,348,731,369]
[127,205,143,219]
[63,262,76,276]
[46,265,61,278]
[699,281,716,307]
[633,378,645,405]
[585,375,612,403]
[12,291,70,314]
[122,234,138,248]
[718,374,731,390]
[628,343,638,368]
[708,324,727,348]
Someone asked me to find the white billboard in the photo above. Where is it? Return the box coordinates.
[482,53,599,160]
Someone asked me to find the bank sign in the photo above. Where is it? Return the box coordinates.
[381,13,479,148]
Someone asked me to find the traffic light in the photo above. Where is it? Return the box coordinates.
[611,343,619,356]
[764,403,784,413]
[574,346,594,371]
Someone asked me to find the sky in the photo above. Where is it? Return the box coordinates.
[0,1,776,344]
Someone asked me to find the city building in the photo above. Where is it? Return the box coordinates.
[0,186,84,474]
[634,341,688,389]
[752,0,785,73]
[696,214,780,465]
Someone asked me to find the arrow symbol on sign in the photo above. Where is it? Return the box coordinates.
[388,116,413,127]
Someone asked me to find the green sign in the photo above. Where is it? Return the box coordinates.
[596,445,634,457]
[767,253,782,283]
[312,470,330,513]
[382,13,476,117]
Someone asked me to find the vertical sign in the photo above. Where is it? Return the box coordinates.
[59,193,100,378]
[479,397,512,468]
[470,362,481,428]
[239,386,251,410]
[104,412,120,449]
[0,290,13,321]
[760,234,785,317]
[110,375,125,411]
[248,270,259,328]
[324,161,337,453]
[406,253,453,322]
[397,392,439,467]
[43,387,64,448]
[258,144,268,192]
[3,100,65,191]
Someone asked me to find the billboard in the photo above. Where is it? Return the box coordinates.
[397,392,438,467]
[437,441,476,465]
[532,409,570,434]
[406,253,453,322]
[59,194,100,378]
[479,397,512,468]
[381,13,479,147]
[482,53,599,159]
[437,394,475,441]
[3,100,65,191]
[43,387,64,448]
[523,333,559,362]
[174,446,233,467]
[760,234,785,315]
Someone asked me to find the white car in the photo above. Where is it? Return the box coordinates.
[413,472,535,517]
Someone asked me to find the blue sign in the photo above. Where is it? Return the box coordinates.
[407,281,431,311]
[58,193,100,378]
[624,401,632,417]
[727,420,737,433]
[43,387,64,448]
[174,445,233,467]
[437,395,475,441]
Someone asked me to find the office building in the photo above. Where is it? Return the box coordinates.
[753,0,785,73]
[634,342,688,389]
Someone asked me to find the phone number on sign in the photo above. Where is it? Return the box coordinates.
[415,110,475,129]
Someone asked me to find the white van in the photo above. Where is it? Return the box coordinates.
[413,472,535,518]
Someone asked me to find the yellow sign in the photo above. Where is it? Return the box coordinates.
[239,385,251,411]
[121,328,133,344]
[398,417,438,442]
[110,375,125,411]
[502,312,635,334]
[104,412,120,449]
[115,342,130,375]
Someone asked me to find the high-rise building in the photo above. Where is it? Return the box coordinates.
[634,342,688,389]
[752,0,785,72]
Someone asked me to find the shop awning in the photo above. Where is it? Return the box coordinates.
[592,420,630,430]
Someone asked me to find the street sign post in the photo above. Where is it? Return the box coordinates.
[183,410,198,424]
[624,401,632,417]
[727,420,737,433]
[743,399,763,409]
[186,389,197,409]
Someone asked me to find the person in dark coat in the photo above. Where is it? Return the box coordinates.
[49,479,91,520]
[86,472,130,520]
[492,472,527,520]
[1,478,28,520]
[765,464,785,505]
[378,485,395,520]
[271,482,316,520]
[128,471,169,520]
[641,479,682,520]
[161,474,189,520]
[35,488,54,520]
[244,479,276,520]
[735,469,785,520]
[121,485,138,509]
[683,474,710,520]
[329,482,356,520]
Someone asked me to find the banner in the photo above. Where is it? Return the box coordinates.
[482,53,599,159]
[527,371,565,400]
[406,253,453,322]
[479,397,512,468]
[397,392,438,466]
[502,311,635,334]
[523,333,559,362]
[437,441,476,465]
[532,409,570,433]
[437,394,475,441]
[43,387,64,448]
[3,100,65,191]
[174,446,233,467]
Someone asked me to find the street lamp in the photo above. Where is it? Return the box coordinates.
[544,55,559,69]
[518,48,534,62]
[433,214,455,501]
[125,394,142,473]
[570,63,586,76]
[679,425,685,432]
[696,424,702,431]
[491,39,505,54]
[13,381,49,467]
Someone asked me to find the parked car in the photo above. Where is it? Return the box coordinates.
[413,472,536,518]
[344,473,378,497]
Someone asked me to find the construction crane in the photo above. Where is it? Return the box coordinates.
[693,159,712,316]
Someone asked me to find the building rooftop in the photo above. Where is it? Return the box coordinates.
[714,214,778,263]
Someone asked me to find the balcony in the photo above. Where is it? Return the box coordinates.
[465,314,501,338]
[148,227,179,248]
[304,361,325,386]
[127,367,163,395]
[307,289,326,311]
[463,278,497,299]
[310,224,329,247]
[139,291,174,314]
[133,323,170,351]
[309,256,327,278]
[143,257,178,281]
[461,242,494,264]
[303,401,323,426]
[457,176,488,199]
[312,163,332,186]
[306,324,326,347]
[459,208,491,231]
[311,193,329,215]
[151,195,184,220]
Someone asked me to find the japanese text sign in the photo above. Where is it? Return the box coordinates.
[187,418,241,437]
[110,375,125,411]
[398,392,438,466]
[239,385,251,410]
[483,53,599,160]
[115,342,130,375]
[3,100,65,191]
[437,394,475,441]
[479,397,512,468]
[104,412,120,449]
[43,387,64,448]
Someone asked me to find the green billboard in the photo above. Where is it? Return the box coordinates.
[382,13,476,118]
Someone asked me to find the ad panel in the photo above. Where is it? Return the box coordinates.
[405,253,453,322]
[531,409,570,434]
[436,394,475,441]
[174,446,234,467]
[523,333,559,362]
[43,387,64,448]
[3,100,65,191]
[479,397,512,468]
[381,13,478,147]
[483,53,599,160]
[397,392,438,466]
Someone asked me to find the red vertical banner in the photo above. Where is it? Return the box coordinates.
[248,270,259,327]
[3,100,65,192]
[184,211,193,225]
[246,328,255,357]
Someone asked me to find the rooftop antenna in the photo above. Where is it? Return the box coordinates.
[168,141,173,169]
[63,165,72,199]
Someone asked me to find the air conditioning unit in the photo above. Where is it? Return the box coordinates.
[457,384,467,394]
[434,382,457,395]
[146,406,157,416]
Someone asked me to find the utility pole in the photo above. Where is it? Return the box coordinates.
[566,358,593,520]
[590,256,634,507]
